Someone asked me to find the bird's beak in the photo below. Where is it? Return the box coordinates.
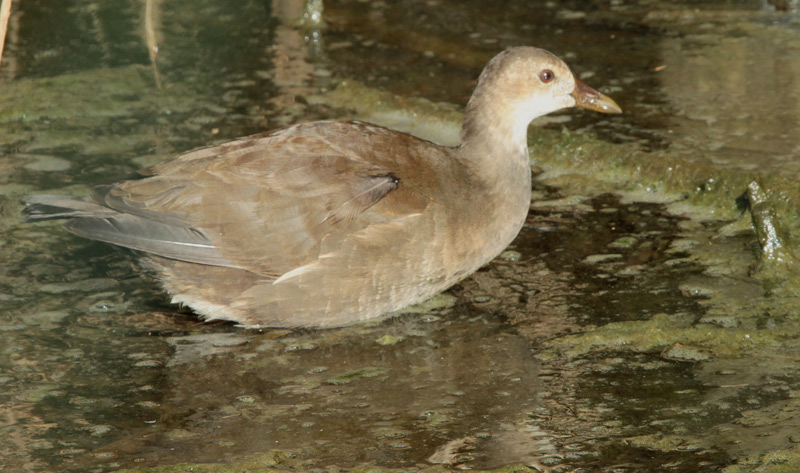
[571,77,622,114]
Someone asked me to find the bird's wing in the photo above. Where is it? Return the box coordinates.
[80,121,434,276]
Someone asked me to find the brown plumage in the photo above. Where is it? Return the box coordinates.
[25,47,621,328]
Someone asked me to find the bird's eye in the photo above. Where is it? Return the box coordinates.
[539,70,555,83]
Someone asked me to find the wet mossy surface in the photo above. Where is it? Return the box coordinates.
[4,1,800,473]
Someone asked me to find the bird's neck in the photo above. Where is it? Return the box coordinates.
[457,90,533,192]
[454,92,534,266]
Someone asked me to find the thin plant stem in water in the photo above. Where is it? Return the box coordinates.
[145,0,162,89]
[0,0,11,69]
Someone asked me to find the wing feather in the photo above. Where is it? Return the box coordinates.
[25,121,437,279]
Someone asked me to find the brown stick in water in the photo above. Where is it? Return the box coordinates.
[145,0,162,89]
[0,0,12,69]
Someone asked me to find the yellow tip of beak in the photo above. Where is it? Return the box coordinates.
[571,77,622,114]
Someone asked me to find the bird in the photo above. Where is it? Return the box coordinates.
[24,46,621,328]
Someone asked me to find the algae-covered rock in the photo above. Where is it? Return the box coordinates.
[110,450,293,473]
[539,312,788,360]
[109,449,538,473]
[723,445,800,473]
[747,180,800,277]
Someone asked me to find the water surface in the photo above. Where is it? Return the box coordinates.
[2,1,800,472]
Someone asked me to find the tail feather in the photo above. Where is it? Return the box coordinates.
[23,194,239,269]
[24,195,119,220]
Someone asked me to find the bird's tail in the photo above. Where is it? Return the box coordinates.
[23,194,119,220]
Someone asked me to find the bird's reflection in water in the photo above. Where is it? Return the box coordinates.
[79,307,547,470]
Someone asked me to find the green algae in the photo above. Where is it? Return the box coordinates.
[398,292,458,314]
[325,367,389,385]
[111,450,293,473]
[0,66,153,122]
[530,129,800,238]
[110,449,539,473]
[626,433,704,452]
[608,236,639,249]
[0,65,198,153]
[325,2,493,71]
[723,445,800,473]
[537,312,791,360]
[375,334,404,345]
[325,79,463,146]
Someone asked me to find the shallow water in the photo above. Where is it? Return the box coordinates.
[2,1,800,472]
